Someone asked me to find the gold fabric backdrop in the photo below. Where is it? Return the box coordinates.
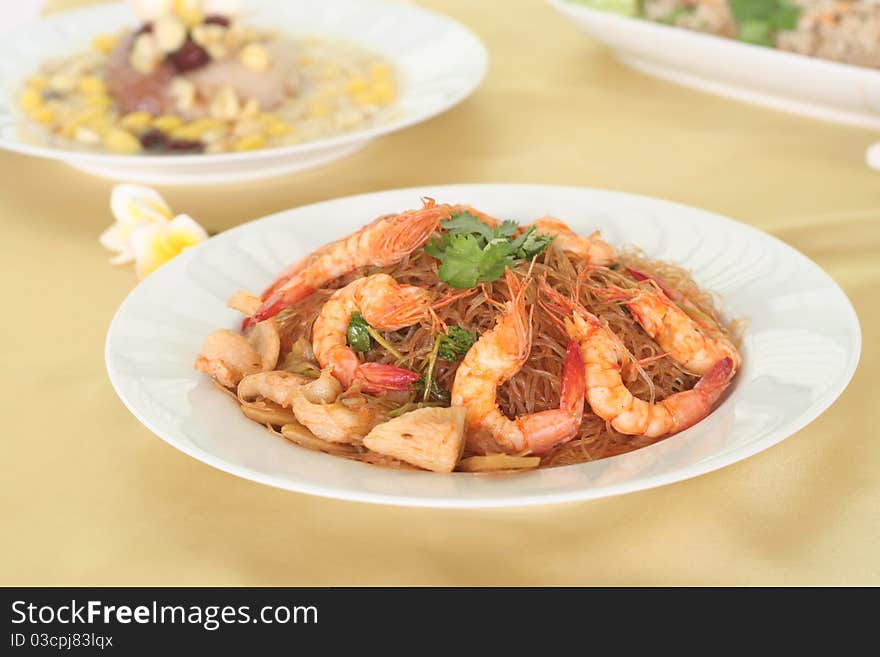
[1,0,876,585]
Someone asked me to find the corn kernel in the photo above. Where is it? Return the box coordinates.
[27,76,48,91]
[373,80,396,104]
[77,76,106,94]
[92,34,119,55]
[103,128,142,154]
[353,91,379,106]
[265,121,293,137]
[19,88,42,111]
[30,106,56,124]
[63,108,104,133]
[190,118,227,132]
[83,93,111,109]
[169,124,203,141]
[120,111,154,133]
[346,77,369,94]
[308,100,330,118]
[370,63,392,79]
[153,115,183,132]
[174,0,203,28]
[234,134,267,151]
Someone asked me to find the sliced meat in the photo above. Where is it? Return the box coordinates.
[105,31,175,116]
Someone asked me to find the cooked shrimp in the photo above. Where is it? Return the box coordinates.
[249,198,452,327]
[195,329,261,387]
[237,371,310,407]
[451,270,585,455]
[593,281,740,375]
[312,273,427,393]
[540,280,733,437]
[532,217,617,265]
[194,315,281,386]
[291,370,384,443]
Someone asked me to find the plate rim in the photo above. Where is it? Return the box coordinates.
[547,0,880,80]
[105,183,863,507]
[0,0,489,166]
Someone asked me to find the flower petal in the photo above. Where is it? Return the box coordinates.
[110,184,174,228]
[98,222,132,255]
[131,223,169,280]
[130,214,209,279]
[167,213,209,246]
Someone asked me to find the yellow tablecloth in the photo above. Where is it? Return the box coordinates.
[2,0,877,586]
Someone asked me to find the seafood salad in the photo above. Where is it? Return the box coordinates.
[195,200,742,473]
[17,0,397,155]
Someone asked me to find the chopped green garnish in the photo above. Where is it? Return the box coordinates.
[346,312,372,353]
[737,19,773,46]
[418,325,477,403]
[415,372,451,404]
[730,0,800,46]
[436,326,477,362]
[425,212,553,289]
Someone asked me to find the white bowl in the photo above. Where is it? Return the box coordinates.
[548,0,880,130]
[105,184,861,507]
[0,0,487,185]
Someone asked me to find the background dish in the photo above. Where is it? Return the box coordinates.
[0,0,488,184]
[105,184,861,507]
[549,0,880,130]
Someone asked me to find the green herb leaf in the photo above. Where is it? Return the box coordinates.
[346,312,372,352]
[730,0,801,46]
[436,326,477,362]
[426,211,553,289]
[440,212,496,242]
[435,234,489,289]
[509,226,553,260]
[415,373,451,404]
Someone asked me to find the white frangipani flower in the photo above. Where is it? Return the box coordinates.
[100,184,174,265]
[100,184,209,278]
[131,213,209,279]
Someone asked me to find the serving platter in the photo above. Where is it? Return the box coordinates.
[548,0,880,130]
[105,184,861,507]
[0,0,488,184]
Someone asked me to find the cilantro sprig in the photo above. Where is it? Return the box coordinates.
[436,326,476,362]
[425,212,553,289]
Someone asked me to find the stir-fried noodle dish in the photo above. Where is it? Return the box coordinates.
[195,199,742,473]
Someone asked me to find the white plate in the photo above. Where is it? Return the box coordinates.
[548,0,880,130]
[105,184,861,507]
[0,0,487,185]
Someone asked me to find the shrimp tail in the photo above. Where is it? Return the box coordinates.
[354,362,420,393]
[624,267,683,302]
[559,340,586,418]
[520,341,585,455]
[694,357,734,398]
